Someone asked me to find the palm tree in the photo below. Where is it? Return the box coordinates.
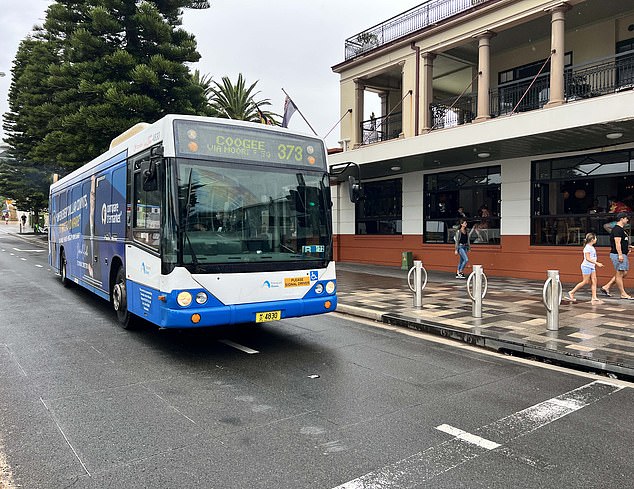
[208,73,279,125]
[192,69,213,99]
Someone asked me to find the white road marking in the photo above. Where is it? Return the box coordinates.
[435,424,500,450]
[12,248,45,252]
[35,264,43,268]
[219,339,259,354]
[20,258,26,261]
[39,398,90,476]
[331,381,623,489]
[0,443,17,489]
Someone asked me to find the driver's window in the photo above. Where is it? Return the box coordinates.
[132,153,160,250]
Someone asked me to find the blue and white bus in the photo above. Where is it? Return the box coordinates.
[49,115,336,329]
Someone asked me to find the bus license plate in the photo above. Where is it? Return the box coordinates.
[256,310,281,323]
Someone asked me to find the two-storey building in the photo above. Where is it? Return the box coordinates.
[329,0,634,282]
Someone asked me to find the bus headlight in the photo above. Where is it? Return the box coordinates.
[195,292,208,304]
[314,283,324,294]
[177,291,193,307]
[325,281,336,294]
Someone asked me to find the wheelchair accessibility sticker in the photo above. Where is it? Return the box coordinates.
[310,271,319,281]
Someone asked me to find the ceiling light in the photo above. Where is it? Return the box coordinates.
[390,166,401,171]
[606,132,623,140]
[477,152,490,158]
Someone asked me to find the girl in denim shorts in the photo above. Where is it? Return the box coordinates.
[568,233,604,305]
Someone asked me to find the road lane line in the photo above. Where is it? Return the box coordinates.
[0,443,17,489]
[39,398,90,476]
[218,339,259,354]
[35,264,43,268]
[435,424,500,450]
[331,381,623,488]
[12,248,45,252]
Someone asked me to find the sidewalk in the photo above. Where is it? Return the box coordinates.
[335,262,634,380]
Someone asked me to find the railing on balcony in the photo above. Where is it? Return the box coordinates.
[489,73,551,117]
[566,50,634,98]
[344,0,494,60]
[430,95,477,129]
[361,112,402,145]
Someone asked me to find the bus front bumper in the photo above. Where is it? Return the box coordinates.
[158,295,338,328]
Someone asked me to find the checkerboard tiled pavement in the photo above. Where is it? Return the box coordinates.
[335,262,634,379]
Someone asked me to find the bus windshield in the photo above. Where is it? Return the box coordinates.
[171,158,332,272]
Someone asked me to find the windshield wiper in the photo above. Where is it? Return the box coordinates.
[280,243,297,254]
[182,169,202,271]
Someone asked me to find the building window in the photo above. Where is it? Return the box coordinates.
[424,166,501,244]
[355,178,402,235]
[531,150,634,246]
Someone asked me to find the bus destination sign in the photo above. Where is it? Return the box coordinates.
[174,120,326,169]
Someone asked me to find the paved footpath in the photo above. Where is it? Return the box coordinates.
[335,262,634,380]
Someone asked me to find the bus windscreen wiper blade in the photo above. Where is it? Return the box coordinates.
[182,169,201,270]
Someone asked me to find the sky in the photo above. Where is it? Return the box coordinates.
[0,0,423,148]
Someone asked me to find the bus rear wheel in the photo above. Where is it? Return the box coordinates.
[112,267,134,329]
[60,250,71,288]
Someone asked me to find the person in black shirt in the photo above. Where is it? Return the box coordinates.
[453,218,473,279]
[600,212,633,299]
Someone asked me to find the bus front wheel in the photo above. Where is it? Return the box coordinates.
[112,267,134,329]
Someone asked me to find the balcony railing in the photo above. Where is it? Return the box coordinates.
[344,0,494,60]
[430,95,477,129]
[358,52,634,144]
[361,112,402,145]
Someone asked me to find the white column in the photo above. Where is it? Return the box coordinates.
[421,52,436,131]
[545,3,570,108]
[475,31,495,122]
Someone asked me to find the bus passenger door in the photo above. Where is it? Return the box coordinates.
[88,172,112,290]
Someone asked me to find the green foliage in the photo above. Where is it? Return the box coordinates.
[208,73,279,125]
[1,0,211,212]
[2,1,279,214]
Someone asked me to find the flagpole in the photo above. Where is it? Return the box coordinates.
[281,88,318,136]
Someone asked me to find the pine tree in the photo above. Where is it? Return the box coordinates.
[5,0,207,174]
[0,37,62,217]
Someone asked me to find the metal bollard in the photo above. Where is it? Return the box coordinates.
[542,269,563,331]
[467,265,488,318]
[407,260,428,308]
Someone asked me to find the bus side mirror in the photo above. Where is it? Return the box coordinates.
[142,162,158,192]
[347,175,364,203]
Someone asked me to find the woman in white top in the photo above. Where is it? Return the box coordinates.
[568,232,604,305]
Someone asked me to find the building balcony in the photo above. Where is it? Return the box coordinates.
[344,0,495,60]
[361,51,634,139]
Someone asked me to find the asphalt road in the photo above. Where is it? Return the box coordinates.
[1,229,632,489]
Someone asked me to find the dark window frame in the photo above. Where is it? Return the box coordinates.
[423,166,501,245]
[531,149,634,246]
[355,178,402,235]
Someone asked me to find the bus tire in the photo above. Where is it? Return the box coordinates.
[60,250,71,288]
[112,266,134,329]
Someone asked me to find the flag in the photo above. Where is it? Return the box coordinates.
[256,106,267,125]
[282,95,297,128]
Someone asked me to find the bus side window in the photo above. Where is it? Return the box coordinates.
[133,160,161,250]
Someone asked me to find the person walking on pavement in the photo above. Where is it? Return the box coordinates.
[568,232,603,305]
[454,218,471,279]
[600,212,634,299]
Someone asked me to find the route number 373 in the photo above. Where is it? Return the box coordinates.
[278,144,303,162]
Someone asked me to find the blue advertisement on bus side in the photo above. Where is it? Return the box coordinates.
[50,155,127,296]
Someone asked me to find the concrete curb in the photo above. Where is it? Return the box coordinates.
[335,306,634,380]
